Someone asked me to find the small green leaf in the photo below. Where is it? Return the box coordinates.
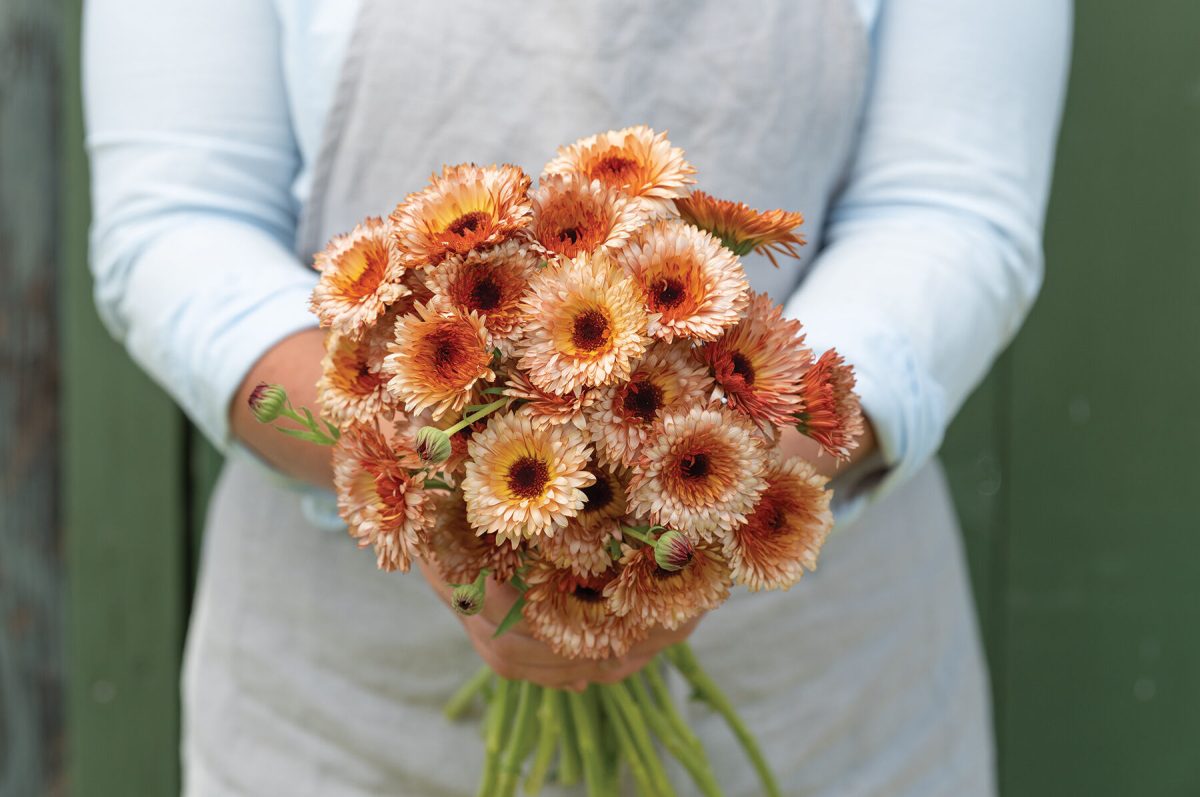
[492,595,527,639]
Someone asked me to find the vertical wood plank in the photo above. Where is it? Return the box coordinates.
[1001,1,1200,794]
[0,2,65,795]
[61,0,189,792]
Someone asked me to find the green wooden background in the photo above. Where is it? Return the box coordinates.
[7,0,1193,794]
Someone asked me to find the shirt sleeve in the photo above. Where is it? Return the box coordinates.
[84,0,319,451]
[783,0,1072,504]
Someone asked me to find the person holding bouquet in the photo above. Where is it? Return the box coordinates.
[84,1,1069,794]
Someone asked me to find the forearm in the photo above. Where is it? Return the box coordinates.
[230,327,334,489]
[777,418,876,481]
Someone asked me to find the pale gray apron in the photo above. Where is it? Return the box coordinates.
[183,2,996,794]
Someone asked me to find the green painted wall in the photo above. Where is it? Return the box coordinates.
[52,1,1200,795]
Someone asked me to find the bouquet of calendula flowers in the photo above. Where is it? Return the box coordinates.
[251,126,863,796]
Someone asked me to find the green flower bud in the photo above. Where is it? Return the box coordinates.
[415,426,453,465]
[248,383,288,424]
[450,578,486,616]
[654,530,695,572]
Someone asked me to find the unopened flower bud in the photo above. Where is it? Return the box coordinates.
[248,383,287,423]
[450,578,486,616]
[415,426,453,465]
[654,530,695,572]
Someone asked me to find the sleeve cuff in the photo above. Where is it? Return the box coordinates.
[782,291,948,523]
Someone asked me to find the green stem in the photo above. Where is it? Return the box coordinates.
[598,688,656,796]
[566,690,607,797]
[479,677,513,797]
[666,644,781,797]
[607,682,676,796]
[556,690,582,787]
[523,687,561,795]
[423,477,453,491]
[620,526,657,546]
[644,662,704,757]
[498,681,539,797]
[444,666,492,721]
[628,676,724,797]
[445,397,508,436]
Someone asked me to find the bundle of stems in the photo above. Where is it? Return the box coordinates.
[444,642,780,797]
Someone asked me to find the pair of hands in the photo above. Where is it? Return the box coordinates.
[418,560,699,691]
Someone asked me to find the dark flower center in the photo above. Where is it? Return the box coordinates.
[446,211,490,237]
[650,277,686,310]
[730,351,756,386]
[590,152,640,185]
[622,379,663,423]
[581,474,614,513]
[468,275,503,311]
[557,227,580,245]
[572,309,611,352]
[572,586,605,603]
[507,456,550,499]
[679,452,710,481]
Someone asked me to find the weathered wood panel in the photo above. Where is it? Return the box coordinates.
[60,0,191,793]
[0,2,65,796]
[999,1,1200,794]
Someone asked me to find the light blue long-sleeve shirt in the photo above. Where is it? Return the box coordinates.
[83,0,1070,501]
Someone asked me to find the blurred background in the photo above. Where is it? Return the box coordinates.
[2,1,1198,795]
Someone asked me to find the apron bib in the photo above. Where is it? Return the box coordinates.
[184,3,996,794]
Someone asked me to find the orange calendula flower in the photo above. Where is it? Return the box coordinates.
[702,292,813,428]
[384,302,495,420]
[421,491,522,584]
[724,457,832,591]
[516,253,649,395]
[612,219,749,342]
[542,125,696,215]
[461,412,594,540]
[522,560,647,659]
[310,217,409,337]
[389,163,532,269]
[604,541,732,630]
[586,341,712,469]
[333,425,435,573]
[525,175,645,261]
[317,329,395,427]
[503,368,595,432]
[426,239,541,355]
[674,191,806,267]
[627,404,769,541]
[535,459,628,575]
[796,349,865,461]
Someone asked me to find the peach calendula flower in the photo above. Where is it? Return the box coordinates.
[515,253,649,395]
[604,541,732,630]
[426,239,541,355]
[702,291,813,428]
[724,457,833,591]
[796,349,865,461]
[524,175,645,261]
[535,459,628,575]
[332,425,435,573]
[612,219,749,342]
[310,217,409,337]
[384,302,495,420]
[317,329,395,426]
[627,404,768,541]
[503,368,595,432]
[389,163,532,269]
[674,191,806,267]
[461,412,594,540]
[522,560,647,659]
[421,491,522,584]
[586,341,712,468]
[542,125,696,215]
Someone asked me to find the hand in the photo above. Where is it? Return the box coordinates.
[418,560,700,691]
[776,420,877,481]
